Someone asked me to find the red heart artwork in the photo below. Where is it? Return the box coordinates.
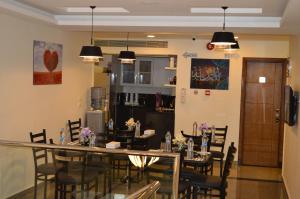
[43,50,58,72]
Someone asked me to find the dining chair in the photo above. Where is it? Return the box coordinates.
[112,129,134,186]
[52,149,99,199]
[146,156,191,199]
[30,129,56,199]
[209,125,228,176]
[68,118,82,142]
[180,131,212,151]
[184,142,236,199]
[180,131,213,174]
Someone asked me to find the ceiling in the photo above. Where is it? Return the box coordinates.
[1,0,300,37]
[14,0,288,16]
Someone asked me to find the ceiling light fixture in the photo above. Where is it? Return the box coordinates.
[65,7,129,13]
[225,40,240,52]
[79,6,103,62]
[118,32,136,64]
[191,7,262,14]
[147,35,155,38]
[210,6,236,46]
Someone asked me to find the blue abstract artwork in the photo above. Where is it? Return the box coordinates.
[190,58,229,90]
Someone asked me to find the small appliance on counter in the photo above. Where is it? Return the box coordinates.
[91,87,105,110]
[86,110,105,134]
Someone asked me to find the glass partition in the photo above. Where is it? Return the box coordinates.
[0,140,180,199]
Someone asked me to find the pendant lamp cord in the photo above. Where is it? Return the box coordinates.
[222,6,228,31]
[90,6,96,45]
[126,32,129,51]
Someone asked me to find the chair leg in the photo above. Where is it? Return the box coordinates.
[95,178,99,198]
[220,188,226,199]
[186,187,191,199]
[108,170,112,193]
[71,185,76,199]
[44,176,47,199]
[81,184,84,199]
[87,183,90,198]
[60,185,63,199]
[54,183,58,199]
[33,175,38,199]
[63,185,67,199]
[220,159,223,177]
[103,173,107,196]
[211,160,214,176]
[192,187,198,199]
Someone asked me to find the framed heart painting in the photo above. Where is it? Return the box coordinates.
[33,40,63,85]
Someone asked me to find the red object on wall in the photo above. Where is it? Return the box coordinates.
[206,42,215,50]
[205,90,211,96]
[43,50,58,72]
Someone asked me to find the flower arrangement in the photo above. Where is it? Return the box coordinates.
[199,123,209,134]
[125,118,136,130]
[80,127,92,145]
[172,134,186,151]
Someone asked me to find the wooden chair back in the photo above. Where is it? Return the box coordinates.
[213,125,228,152]
[221,142,236,186]
[68,118,82,142]
[181,131,212,151]
[30,129,48,169]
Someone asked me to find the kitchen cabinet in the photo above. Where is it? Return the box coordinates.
[121,57,153,86]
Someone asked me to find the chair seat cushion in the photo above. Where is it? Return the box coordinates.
[37,163,56,175]
[210,151,224,159]
[181,168,225,189]
[158,181,189,194]
[56,170,98,185]
[190,175,223,188]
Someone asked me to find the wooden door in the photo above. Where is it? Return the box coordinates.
[239,58,286,167]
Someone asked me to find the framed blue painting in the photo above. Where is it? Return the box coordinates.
[190,58,229,90]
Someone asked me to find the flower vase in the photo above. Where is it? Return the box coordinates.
[84,141,89,146]
[178,144,185,152]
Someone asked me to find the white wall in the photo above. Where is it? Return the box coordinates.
[0,13,92,197]
[282,35,300,199]
[0,10,291,197]
[102,38,289,158]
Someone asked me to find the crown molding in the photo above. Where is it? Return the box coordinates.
[0,0,56,24]
[55,15,281,28]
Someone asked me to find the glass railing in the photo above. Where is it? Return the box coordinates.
[126,181,160,199]
[0,139,180,199]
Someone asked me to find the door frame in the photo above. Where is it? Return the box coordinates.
[238,57,288,166]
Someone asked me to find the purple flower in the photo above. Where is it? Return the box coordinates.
[81,127,91,138]
[199,123,209,131]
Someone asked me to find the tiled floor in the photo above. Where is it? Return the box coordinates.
[9,163,287,199]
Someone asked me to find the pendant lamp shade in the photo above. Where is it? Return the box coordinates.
[80,6,103,62]
[118,33,136,63]
[211,32,236,46]
[80,46,103,59]
[210,6,236,46]
[225,40,240,52]
[231,40,240,49]
[118,51,136,61]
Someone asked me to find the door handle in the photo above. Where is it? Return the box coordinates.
[275,109,280,123]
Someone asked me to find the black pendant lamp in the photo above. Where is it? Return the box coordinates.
[80,6,103,62]
[211,6,236,46]
[225,39,240,52]
[118,33,136,64]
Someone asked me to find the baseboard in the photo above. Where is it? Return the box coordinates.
[7,185,36,199]
[7,182,46,199]
[282,175,291,199]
